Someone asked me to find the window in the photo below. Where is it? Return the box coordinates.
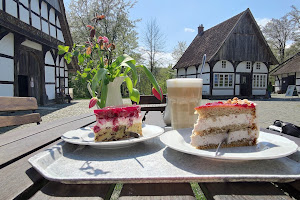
[256,62,261,70]
[221,61,226,68]
[246,61,251,69]
[253,74,266,88]
[214,73,234,88]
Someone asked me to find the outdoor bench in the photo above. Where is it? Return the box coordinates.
[132,94,167,113]
[0,96,41,128]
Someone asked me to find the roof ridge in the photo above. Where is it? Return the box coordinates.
[207,9,247,61]
[270,51,300,74]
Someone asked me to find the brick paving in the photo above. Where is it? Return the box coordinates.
[1,94,299,134]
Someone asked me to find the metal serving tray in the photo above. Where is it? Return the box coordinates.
[28,137,300,184]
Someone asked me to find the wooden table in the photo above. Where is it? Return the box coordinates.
[0,111,299,200]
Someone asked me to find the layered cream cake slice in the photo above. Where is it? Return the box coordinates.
[93,105,142,142]
[191,98,259,149]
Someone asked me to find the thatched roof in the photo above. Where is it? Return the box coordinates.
[270,52,300,75]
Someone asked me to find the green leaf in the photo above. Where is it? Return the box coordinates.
[64,52,72,64]
[81,73,87,78]
[58,50,65,55]
[58,45,69,53]
[78,54,84,65]
[123,60,138,86]
[124,77,140,104]
[100,83,108,108]
[73,50,79,57]
[138,65,162,101]
[84,68,91,72]
[92,68,108,92]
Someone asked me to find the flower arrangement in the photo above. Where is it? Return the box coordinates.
[58,15,162,108]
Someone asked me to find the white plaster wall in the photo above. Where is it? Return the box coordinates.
[46,84,55,100]
[178,68,185,76]
[212,89,234,96]
[296,72,300,79]
[252,89,266,95]
[32,13,41,30]
[60,58,64,67]
[235,85,240,95]
[202,63,210,73]
[213,61,234,72]
[0,57,14,81]
[187,66,196,74]
[0,0,2,10]
[42,20,49,34]
[202,73,210,84]
[186,74,196,78]
[41,1,47,19]
[235,74,240,84]
[6,0,18,18]
[45,51,54,65]
[49,8,55,24]
[236,61,252,73]
[297,86,300,93]
[296,78,300,86]
[57,30,64,42]
[31,0,39,13]
[45,66,55,82]
[56,56,59,65]
[19,0,28,7]
[56,16,61,28]
[50,25,56,38]
[56,67,59,77]
[253,62,267,73]
[65,77,68,88]
[0,84,14,96]
[21,39,42,51]
[60,68,64,77]
[56,78,59,87]
[202,85,210,96]
[0,33,14,56]
[20,6,30,24]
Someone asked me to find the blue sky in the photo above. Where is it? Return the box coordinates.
[64,0,300,65]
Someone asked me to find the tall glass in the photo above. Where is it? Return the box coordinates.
[166,78,203,130]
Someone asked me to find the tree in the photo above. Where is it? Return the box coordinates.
[288,5,300,29]
[67,0,140,59]
[142,18,165,73]
[172,41,187,62]
[262,15,295,63]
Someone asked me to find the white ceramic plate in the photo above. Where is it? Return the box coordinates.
[61,124,164,149]
[160,128,298,160]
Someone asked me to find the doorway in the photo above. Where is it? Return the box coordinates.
[240,73,251,96]
[18,75,29,97]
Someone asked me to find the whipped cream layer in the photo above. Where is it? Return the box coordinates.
[190,129,259,147]
[95,114,142,129]
[193,113,256,132]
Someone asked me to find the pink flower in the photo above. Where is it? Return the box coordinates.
[86,25,95,38]
[97,36,109,44]
[89,97,98,108]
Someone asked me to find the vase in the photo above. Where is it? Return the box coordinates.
[105,76,125,107]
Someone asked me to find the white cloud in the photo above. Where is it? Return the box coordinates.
[138,46,176,68]
[256,18,271,27]
[184,28,195,33]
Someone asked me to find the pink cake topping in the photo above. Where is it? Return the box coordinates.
[195,98,255,110]
[94,105,141,119]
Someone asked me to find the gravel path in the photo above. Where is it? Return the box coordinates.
[1,94,299,134]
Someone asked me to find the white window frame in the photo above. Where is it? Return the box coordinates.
[256,62,261,70]
[221,60,226,68]
[214,73,234,88]
[253,74,267,88]
[246,61,251,69]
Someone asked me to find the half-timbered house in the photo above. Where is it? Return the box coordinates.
[0,0,77,105]
[173,8,278,98]
[270,52,300,94]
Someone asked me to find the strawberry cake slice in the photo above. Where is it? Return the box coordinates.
[191,97,259,149]
[93,105,142,142]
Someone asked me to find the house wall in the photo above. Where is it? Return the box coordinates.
[296,72,300,93]
[274,72,300,94]
[45,51,55,100]
[1,0,65,42]
[0,33,14,96]
[212,60,234,96]
[252,62,267,95]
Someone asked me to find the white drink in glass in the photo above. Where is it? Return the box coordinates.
[166,78,203,130]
